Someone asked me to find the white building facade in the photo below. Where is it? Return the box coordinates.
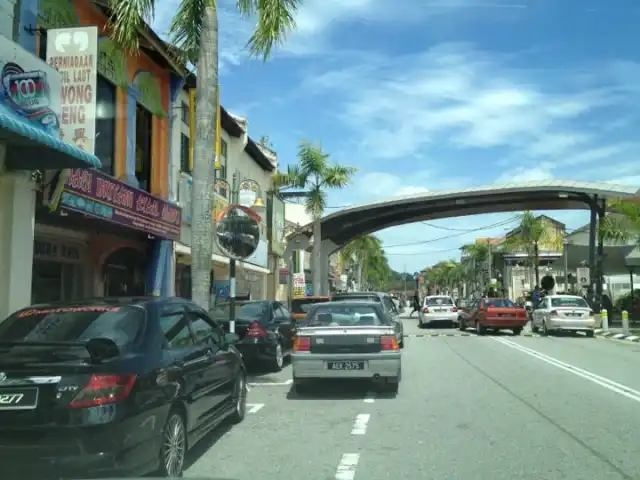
[170,76,277,304]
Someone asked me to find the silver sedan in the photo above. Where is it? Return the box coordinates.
[291,301,402,394]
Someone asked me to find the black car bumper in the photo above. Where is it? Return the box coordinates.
[235,338,277,365]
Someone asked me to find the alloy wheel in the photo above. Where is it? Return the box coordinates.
[276,343,284,368]
[163,414,186,477]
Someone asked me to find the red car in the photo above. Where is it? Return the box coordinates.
[459,298,528,335]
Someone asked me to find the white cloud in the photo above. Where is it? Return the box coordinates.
[302,42,635,170]
[494,166,553,184]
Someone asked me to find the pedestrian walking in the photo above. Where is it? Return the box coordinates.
[409,289,421,317]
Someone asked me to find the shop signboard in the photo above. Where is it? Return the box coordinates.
[0,34,62,138]
[292,273,305,299]
[46,26,98,154]
[268,194,286,256]
[58,168,182,241]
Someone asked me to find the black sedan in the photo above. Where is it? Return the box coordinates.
[0,297,247,479]
[213,300,295,371]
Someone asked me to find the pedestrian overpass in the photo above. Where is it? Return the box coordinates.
[284,180,640,311]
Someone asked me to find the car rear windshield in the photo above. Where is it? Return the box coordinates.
[0,306,144,349]
[305,305,388,327]
[551,297,589,308]
[485,299,516,308]
[331,295,380,303]
[291,298,328,314]
[425,297,454,306]
[213,302,269,322]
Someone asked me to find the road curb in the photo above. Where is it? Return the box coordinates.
[594,329,640,342]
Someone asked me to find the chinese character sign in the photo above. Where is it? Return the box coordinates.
[46,27,98,153]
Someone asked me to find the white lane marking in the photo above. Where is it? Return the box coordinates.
[613,333,627,339]
[494,337,640,403]
[364,392,376,403]
[351,413,370,435]
[246,403,264,414]
[248,379,293,386]
[335,453,360,480]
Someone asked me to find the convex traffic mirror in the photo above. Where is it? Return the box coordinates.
[215,205,261,260]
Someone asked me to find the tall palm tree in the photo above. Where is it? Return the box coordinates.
[342,235,390,290]
[109,0,302,309]
[599,199,640,245]
[274,140,357,295]
[460,243,490,294]
[502,211,564,289]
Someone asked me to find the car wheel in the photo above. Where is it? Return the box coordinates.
[458,318,465,331]
[385,377,400,394]
[512,327,522,336]
[531,323,539,333]
[228,371,247,424]
[270,342,284,372]
[585,330,595,338]
[157,410,187,477]
[542,321,550,336]
[475,321,485,335]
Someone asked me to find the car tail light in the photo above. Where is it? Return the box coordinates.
[518,309,527,318]
[294,336,311,352]
[451,307,457,313]
[380,335,399,351]
[422,307,429,313]
[69,374,136,408]
[247,321,267,338]
[550,310,559,316]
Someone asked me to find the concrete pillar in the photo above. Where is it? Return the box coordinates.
[311,218,322,296]
[0,145,37,318]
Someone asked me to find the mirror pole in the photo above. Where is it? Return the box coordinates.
[228,173,238,334]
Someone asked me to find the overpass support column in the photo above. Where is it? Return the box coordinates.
[594,198,606,314]
[311,219,322,296]
[320,240,339,296]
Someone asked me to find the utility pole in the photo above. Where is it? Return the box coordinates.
[403,263,407,296]
[564,238,569,293]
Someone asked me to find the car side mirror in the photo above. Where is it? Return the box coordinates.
[224,332,240,345]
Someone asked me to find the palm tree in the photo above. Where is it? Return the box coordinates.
[342,235,391,291]
[460,243,490,294]
[274,140,357,295]
[502,211,564,289]
[108,0,302,309]
[599,199,640,245]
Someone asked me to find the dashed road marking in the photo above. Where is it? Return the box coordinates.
[364,392,376,403]
[335,453,360,480]
[248,378,293,386]
[405,332,540,338]
[246,403,264,414]
[351,413,370,435]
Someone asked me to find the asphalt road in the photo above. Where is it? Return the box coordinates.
[185,314,640,480]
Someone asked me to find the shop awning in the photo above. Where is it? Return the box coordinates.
[0,112,101,170]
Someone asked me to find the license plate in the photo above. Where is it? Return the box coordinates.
[498,313,514,317]
[327,362,365,370]
[0,387,38,410]
[433,308,443,312]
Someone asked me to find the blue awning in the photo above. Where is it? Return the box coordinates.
[0,112,101,170]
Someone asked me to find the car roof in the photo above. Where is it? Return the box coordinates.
[426,295,452,298]
[332,292,384,297]
[311,300,384,308]
[29,296,170,308]
[547,294,583,299]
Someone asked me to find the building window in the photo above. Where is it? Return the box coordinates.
[135,104,152,191]
[218,138,227,180]
[180,133,190,173]
[181,102,189,125]
[95,75,116,176]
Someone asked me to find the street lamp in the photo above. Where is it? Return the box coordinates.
[215,173,266,333]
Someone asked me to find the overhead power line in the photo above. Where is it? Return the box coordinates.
[383,216,522,249]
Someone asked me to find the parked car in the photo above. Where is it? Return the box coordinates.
[291,301,402,394]
[458,297,528,335]
[291,296,330,323]
[0,297,247,479]
[330,292,405,348]
[531,294,596,336]
[213,300,295,371]
[418,295,459,328]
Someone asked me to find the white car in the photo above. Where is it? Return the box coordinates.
[418,295,459,328]
[531,294,597,336]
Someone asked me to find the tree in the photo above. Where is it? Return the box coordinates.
[502,211,564,289]
[423,260,467,296]
[342,235,392,291]
[108,0,302,309]
[599,199,640,246]
[274,140,357,294]
[460,243,490,294]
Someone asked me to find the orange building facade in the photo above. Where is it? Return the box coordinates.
[27,0,184,303]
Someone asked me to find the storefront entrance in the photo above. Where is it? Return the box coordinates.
[31,237,85,304]
[103,247,146,296]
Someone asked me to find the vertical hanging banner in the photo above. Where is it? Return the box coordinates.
[46,26,98,154]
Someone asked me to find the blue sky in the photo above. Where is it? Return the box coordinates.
[153,0,640,273]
